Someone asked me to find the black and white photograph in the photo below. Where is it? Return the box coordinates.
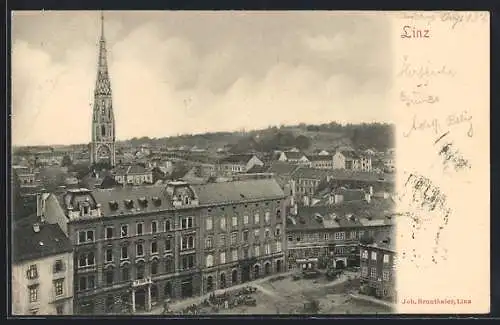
[11,10,403,316]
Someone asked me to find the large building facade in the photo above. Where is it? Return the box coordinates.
[286,210,396,270]
[90,14,116,167]
[41,178,287,315]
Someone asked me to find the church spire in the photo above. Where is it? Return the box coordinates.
[100,11,105,41]
[95,11,111,95]
[90,11,116,168]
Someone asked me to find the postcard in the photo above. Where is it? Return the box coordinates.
[10,10,489,316]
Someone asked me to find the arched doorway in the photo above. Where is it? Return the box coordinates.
[276,260,282,273]
[220,273,226,289]
[232,269,238,285]
[264,262,271,276]
[207,276,214,292]
[335,259,346,269]
[253,264,260,279]
[164,282,172,299]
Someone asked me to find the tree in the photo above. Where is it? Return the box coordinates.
[61,155,73,167]
[152,167,166,183]
[295,135,311,151]
[68,163,91,180]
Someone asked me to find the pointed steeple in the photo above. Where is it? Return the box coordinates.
[91,11,116,168]
[95,11,111,96]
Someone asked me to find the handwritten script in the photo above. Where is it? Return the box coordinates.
[400,11,488,30]
[397,56,456,80]
[403,111,473,138]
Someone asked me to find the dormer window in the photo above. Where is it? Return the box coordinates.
[152,197,161,206]
[138,197,148,207]
[109,201,119,211]
[124,199,134,209]
[184,196,190,205]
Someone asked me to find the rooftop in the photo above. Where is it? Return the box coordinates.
[63,178,285,218]
[307,155,333,161]
[291,167,394,183]
[289,199,396,231]
[13,222,72,263]
[362,230,397,252]
[268,162,300,176]
[218,154,256,164]
[283,151,307,160]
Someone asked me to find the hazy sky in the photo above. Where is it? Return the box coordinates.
[12,11,392,146]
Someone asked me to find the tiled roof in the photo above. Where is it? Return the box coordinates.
[77,179,285,217]
[13,222,72,263]
[283,152,307,160]
[291,167,394,183]
[218,154,256,164]
[192,179,285,205]
[307,155,333,161]
[289,199,395,231]
[268,162,300,175]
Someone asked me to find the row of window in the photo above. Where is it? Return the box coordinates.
[77,217,194,244]
[77,255,193,291]
[28,279,65,303]
[78,237,183,267]
[205,227,282,248]
[26,260,65,280]
[206,241,282,267]
[288,230,366,243]
[361,250,391,263]
[361,266,391,281]
[205,211,281,231]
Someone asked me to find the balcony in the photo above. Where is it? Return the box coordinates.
[132,277,152,288]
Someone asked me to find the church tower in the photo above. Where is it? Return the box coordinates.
[90,12,116,167]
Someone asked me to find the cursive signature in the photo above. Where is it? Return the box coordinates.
[403,114,441,137]
[446,110,473,137]
[397,56,456,79]
[404,111,473,138]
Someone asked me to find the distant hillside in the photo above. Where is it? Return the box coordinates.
[16,122,395,153]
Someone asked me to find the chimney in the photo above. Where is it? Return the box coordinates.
[33,223,40,233]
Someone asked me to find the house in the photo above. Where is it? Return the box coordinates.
[278,151,311,166]
[39,179,287,314]
[307,155,334,170]
[12,220,74,315]
[333,150,372,172]
[359,232,397,301]
[291,168,394,205]
[217,154,264,177]
[113,164,153,186]
[286,205,396,270]
[382,153,395,173]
